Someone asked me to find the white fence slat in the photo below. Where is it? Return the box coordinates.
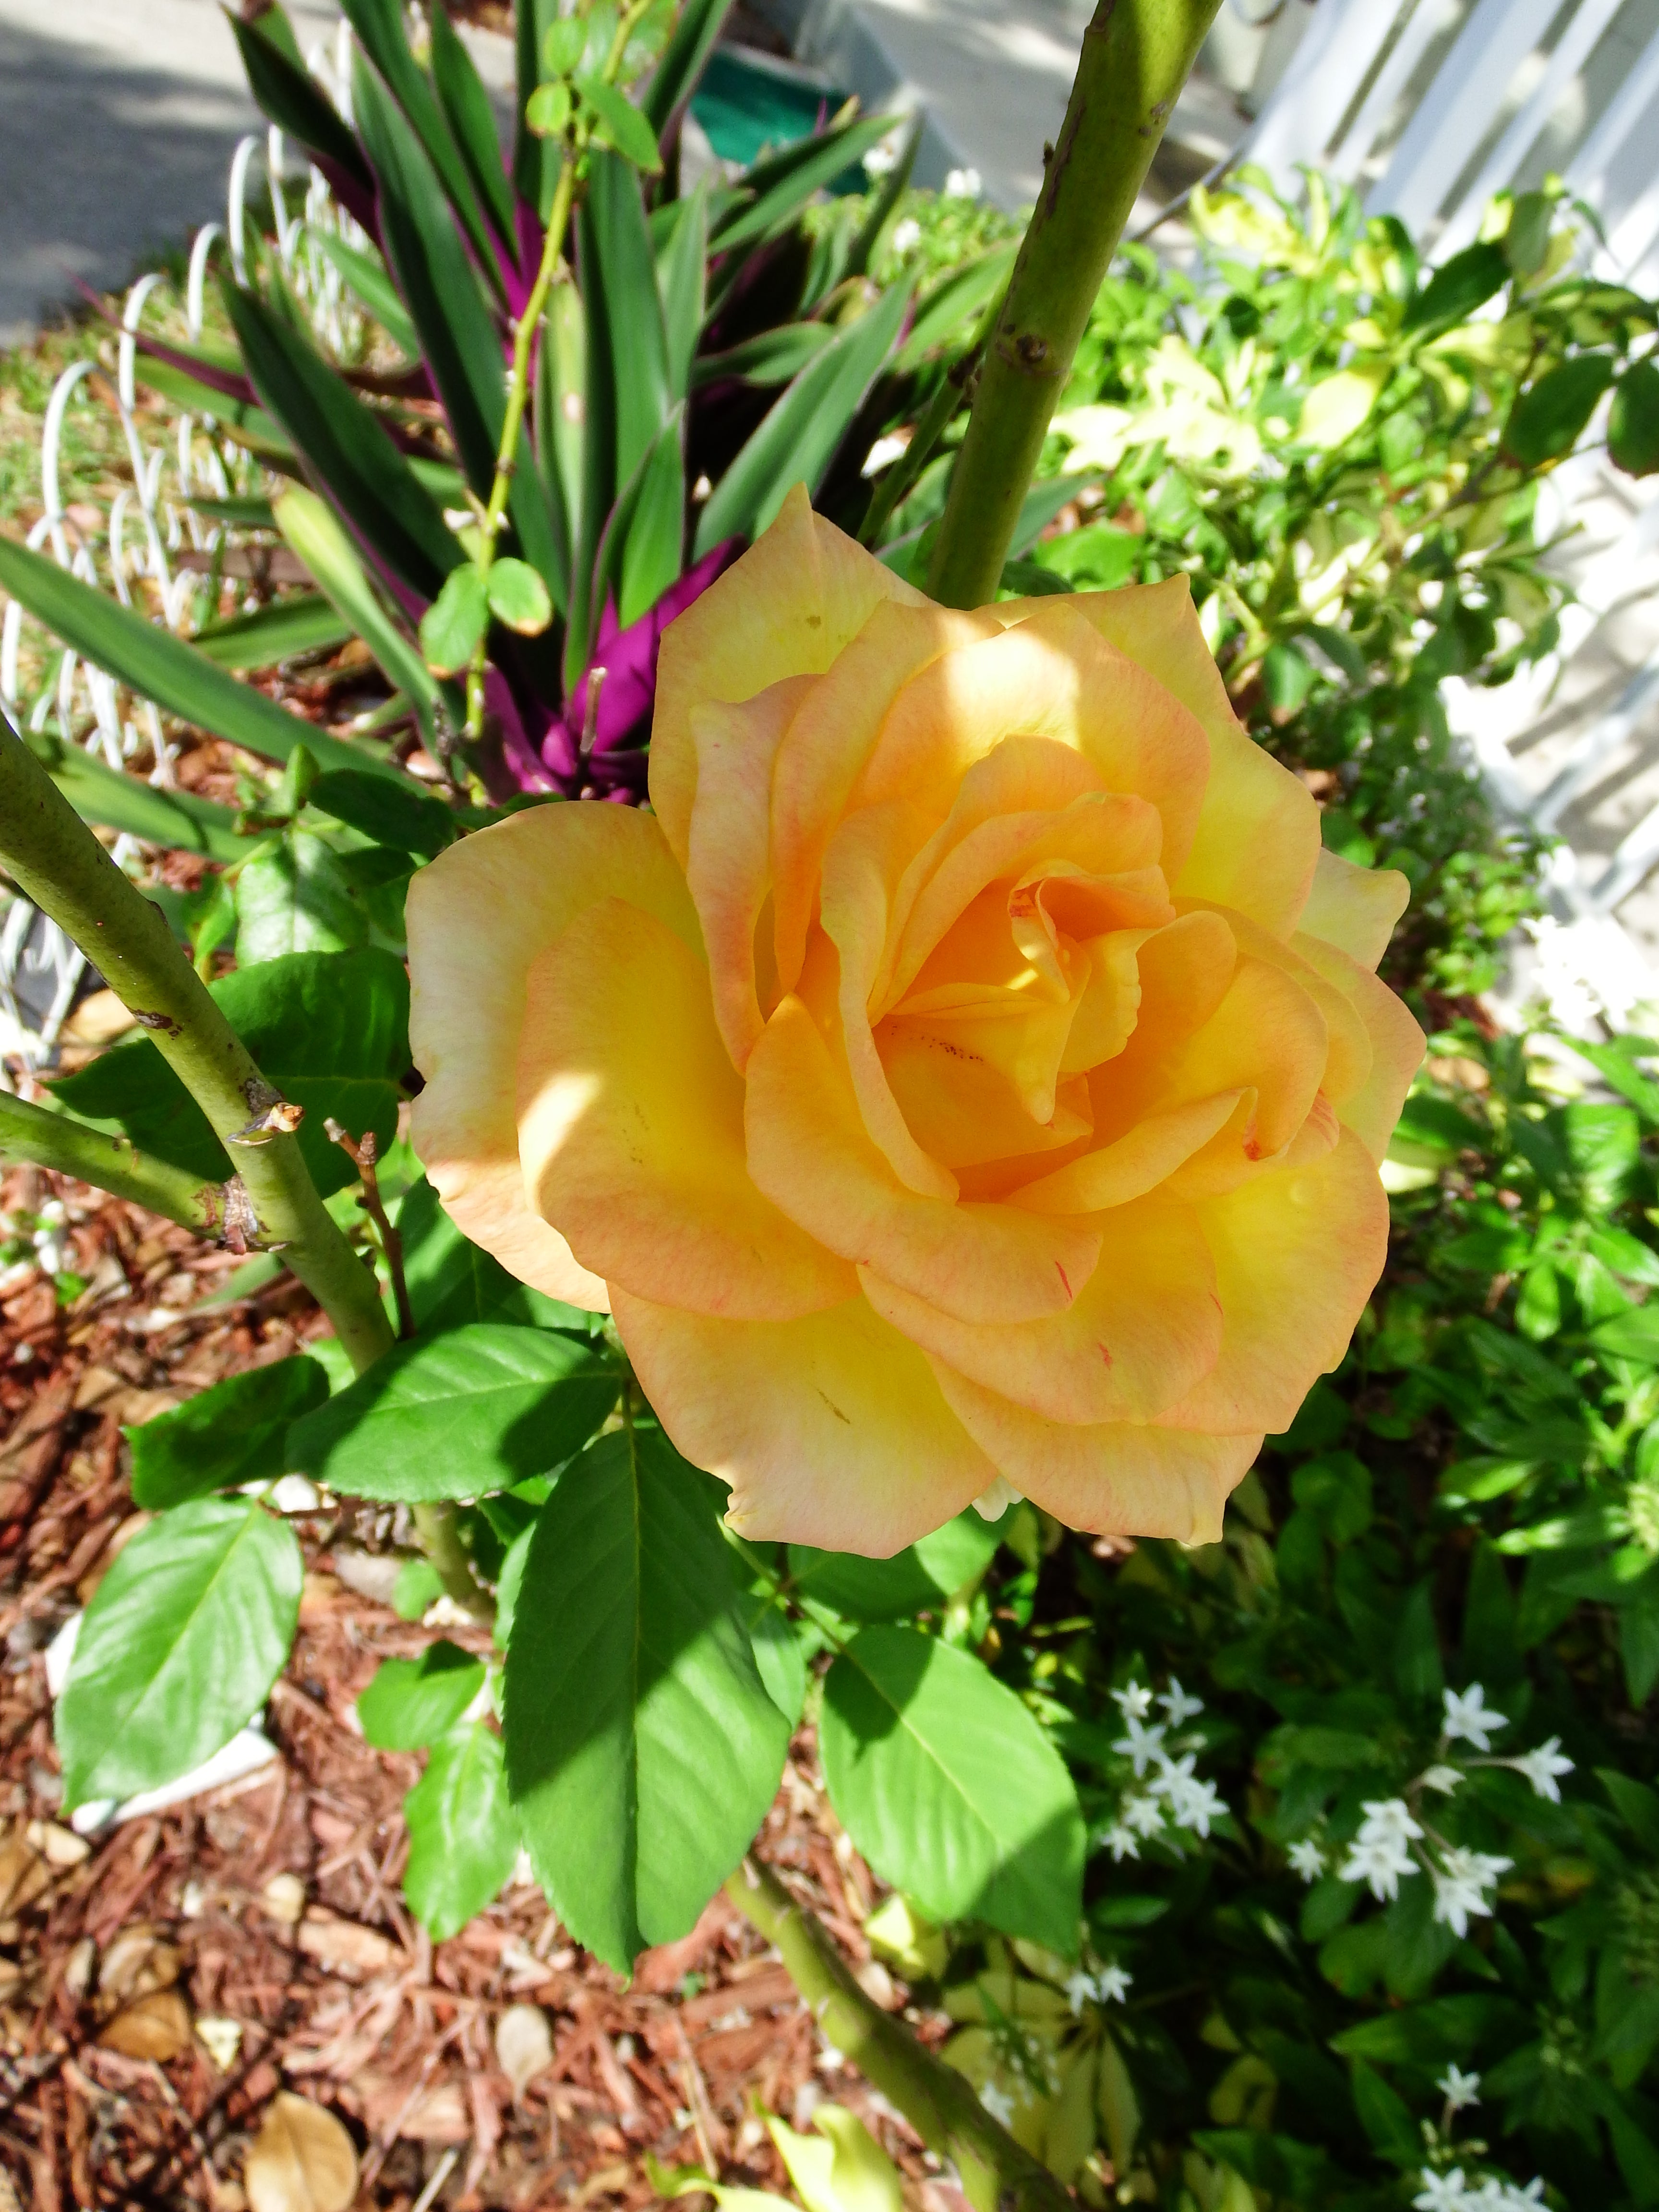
[1328,0,1457,186]
[1245,0,1404,183]
[1370,0,1561,231]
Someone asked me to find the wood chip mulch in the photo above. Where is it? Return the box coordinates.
[0,1164,966,2212]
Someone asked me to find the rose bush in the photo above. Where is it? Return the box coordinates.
[408,486,1423,1557]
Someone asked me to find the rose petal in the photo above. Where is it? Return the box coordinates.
[1010,1091,1245,1214]
[409,805,698,1310]
[1298,847,1411,971]
[650,483,923,865]
[1292,932,1425,1163]
[1053,575,1320,938]
[930,1361,1259,1544]
[1161,1126,1389,1434]
[610,1287,996,1556]
[859,1192,1222,1425]
[745,993,1103,1325]
[517,899,855,1319]
[685,674,814,1070]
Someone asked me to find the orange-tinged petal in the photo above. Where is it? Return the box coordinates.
[771,600,1001,997]
[611,1286,996,1556]
[1010,1091,1245,1214]
[685,675,814,1071]
[651,484,923,865]
[1188,900,1373,1111]
[860,1193,1221,1425]
[1056,574,1319,938]
[517,899,855,1320]
[930,1361,1260,1544]
[1292,931,1425,1163]
[1298,847,1411,972]
[409,804,698,1310]
[1162,1125,1388,1435]
[745,993,1102,1324]
[855,601,1210,882]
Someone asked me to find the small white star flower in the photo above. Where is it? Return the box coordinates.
[1113,1715,1168,1776]
[1150,1750,1196,1803]
[1100,1821,1140,1862]
[1339,1834,1419,1902]
[1094,1963,1133,2004]
[1157,1677,1205,1726]
[1421,1764,1466,1794]
[1431,1847,1513,1938]
[1169,1775,1226,1839]
[1443,1683,1508,1753]
[1110,1681,1155,1721]
[1065,1970,1096,2015]
[1121,1794,1166,1837]
[1357,1797,1424,1849]
[1287,1838,1326,1883]
[1437,2064,1481,2112]
[1508,1737,1574,1803]
[1412,2171,1471,2212]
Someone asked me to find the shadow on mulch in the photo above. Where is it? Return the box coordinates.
[0,1166,967,2212]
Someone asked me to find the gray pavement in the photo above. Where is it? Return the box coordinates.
[1,0,352,341]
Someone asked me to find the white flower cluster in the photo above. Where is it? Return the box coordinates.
[1097,1679,1226,1860]
[1412,2168,1547,2210]
[1065,1962,1132,2013]
[1286,1687,1575,1935]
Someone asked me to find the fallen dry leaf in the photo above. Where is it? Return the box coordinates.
[98,1923,182,2008]
[0,1822,53,1919]
[197,2014,244,2071]
[357,2071,471,2143]
[244,2092,359,2212]
[295,1907,400,1977]
[494,2002,553,2098]
[261,1873,306,1926]
[98,1987,194,2061]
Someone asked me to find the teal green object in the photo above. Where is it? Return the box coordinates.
[690,47,863,192]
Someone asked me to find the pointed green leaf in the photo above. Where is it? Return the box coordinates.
[286,1322,617,1500]
[0,534,377,778]
[404,1722,521,1938]
[421,562,489,676]
[1611,359,1659,478]
[395,1175,601,1336]
[504,1426,791,1970]
[304,228,421,358]
[308,769,457,859]
[228,9,375,204]
[641,0,734,133]
[223,281,461,601]
[487,558,554,636]
[657,180,709,403]
[790,1511,1001,1622]
[57,1498,301,1807]
[691,323,832,390]
[235,830,373,962]
[129,1356,331,1510]
[695,281,911,557]
[1504,354,1615,468]
[819,1625,1084,1955]
[711,113,898,256]
[577,76,663,172]
[1403,241,1509,333]
[192,591,355,672]
[25,726,242,862]
[358,1641,486,1749]
[274,486,442,730]
[898,241,1016,371]
[429,1,517,247]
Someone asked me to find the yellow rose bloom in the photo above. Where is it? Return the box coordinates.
[408,487,1423,1557]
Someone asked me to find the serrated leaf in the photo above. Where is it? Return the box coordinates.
[503,1425,791,1970]
[53,948,410,1200]
[358,1641,486,1749]
[487,558,554,635]
[577,76,663,172]
[57,1498,301,1807]
[129,1357,331,1510]
[308,770,457,859]
[286,1322,616,1499]
[403,1721,521,1939]
[421,564,490,674]
[235,831,373,962]
[818,1625,1083,1955]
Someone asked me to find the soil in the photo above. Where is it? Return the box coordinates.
[0,1167,962,2212]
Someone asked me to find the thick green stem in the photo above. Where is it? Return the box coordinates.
[413,1501,496,1627]
[0,1087,227,1235]
[0,722,395,1375]
[926,0,1223,609]
[724,1859,1072,2212]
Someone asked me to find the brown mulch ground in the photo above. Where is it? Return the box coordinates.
[0,1165,964,2212]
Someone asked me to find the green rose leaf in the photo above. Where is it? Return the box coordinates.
[129,1356,332,1511]
[357,1640,487,1750]
[403,1721,521,1939]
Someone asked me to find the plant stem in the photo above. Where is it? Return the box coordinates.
[0,1087,226,1235]
[925,0,1224,609]
[724,1859,1073,2212]
[412,1502,496,1627]
[0,719,395,1375]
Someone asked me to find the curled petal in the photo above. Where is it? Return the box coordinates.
[1163,1126,1389,1434]
[409,804,698,1310]
[746,993,1102,1325]
[517,899,855,1319]
[931,1360,1259,1544]
[860,1193,1222,1425]
[1010,1092,1245,1214]
[1292,931,1425,1163]
[651,482,923,864]
[611,1286,997,1557]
